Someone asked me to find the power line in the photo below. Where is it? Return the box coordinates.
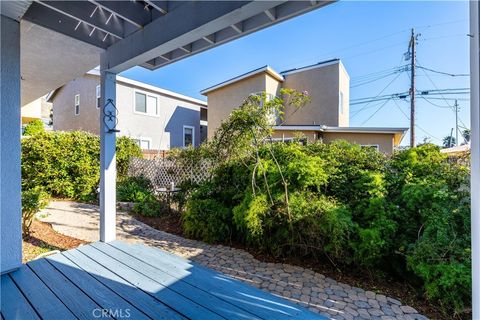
[392,99,442,142]
[360,98,392,125]
[417,65,469,77]
[350,72,403,119]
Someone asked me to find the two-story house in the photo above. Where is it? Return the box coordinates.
[48,69,208,150]
[201,59,407,154]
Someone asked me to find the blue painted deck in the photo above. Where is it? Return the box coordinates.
[1,241,326,319]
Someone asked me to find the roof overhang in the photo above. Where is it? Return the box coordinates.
[201,65,284,95]
[273,125,409,146]
[2,0,334,104]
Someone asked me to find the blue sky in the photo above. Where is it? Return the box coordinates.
[121,1,470,146]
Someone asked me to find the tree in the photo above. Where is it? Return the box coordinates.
[442,135,456,148]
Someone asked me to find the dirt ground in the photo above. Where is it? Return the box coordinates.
[22,219,88,263]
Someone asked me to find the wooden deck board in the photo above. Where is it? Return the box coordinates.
[8,264,75,319]
[110,241,317,320]
[1,241,326,320]
[63,249,186,320]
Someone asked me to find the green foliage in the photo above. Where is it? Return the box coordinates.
[22,187,49,236]
[21,131,141,201]
[178,90,470,316]
[117,176,153,202]
[116,136,142,176]
[23,119,45,136]
[132,194,164,217]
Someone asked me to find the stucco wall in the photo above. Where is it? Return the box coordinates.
[282,62,341,126]
[1,15,22,273]
[206,73,270,139]
[52,75,204,150]
[321,132,395,154]
[21,98,42,123]
[338,62,350,127]
[53,74,100,134]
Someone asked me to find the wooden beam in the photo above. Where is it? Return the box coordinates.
[264,8,276,21]
[90,0,152,28]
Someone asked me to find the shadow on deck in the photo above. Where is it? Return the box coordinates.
[1,241,327,320]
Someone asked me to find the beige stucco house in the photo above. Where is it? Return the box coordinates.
[21,95,52,125]
[48,69,208,150]
[201,59,407,154]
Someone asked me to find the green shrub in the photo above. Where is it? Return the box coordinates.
[179,92,471,317]
[22,187,49,236]
[132,194,164,217]
[117,136,142,176]
[117,176,153,202]
[23,119,45,136]
[21,131,141,201]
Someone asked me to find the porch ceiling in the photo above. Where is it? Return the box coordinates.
[2,0,333,103]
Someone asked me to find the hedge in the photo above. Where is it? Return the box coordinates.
[22,131,141,201]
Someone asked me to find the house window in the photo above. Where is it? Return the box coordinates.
[96,85,101,108]
[360,144,379,151]
[339,91,344,114]
[133,138,151,150]
[134,90,158,116]
[74,94,80,115]
[183,125,194,147]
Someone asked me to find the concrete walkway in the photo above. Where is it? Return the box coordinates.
[38,201,428,320]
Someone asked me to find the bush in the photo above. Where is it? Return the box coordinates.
[117,176,153,202]
[22,187,49,236]
[23,119,45,136]
[22,131,141,201]
[178,92,471,317]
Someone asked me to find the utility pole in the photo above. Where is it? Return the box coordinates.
[455,99,459,146]
[409,28,416,147]
[449,127,454,148]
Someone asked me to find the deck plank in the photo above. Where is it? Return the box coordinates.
[77,244,225,320]
[9,264,75,319]
[0,274,40,320]
[92,242,261,320]
[27,258,101,320]
[110,241,324,320]
[63,249,186,320]
[45,252,150,320]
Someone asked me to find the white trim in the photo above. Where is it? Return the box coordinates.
[133,137,152,150]
[200,66,284,95]
[183,125,195,147]
[133,88,160,117]
[96,85,101,109]
[74,93,80,115]
[273,125,322,131]
[87,68,206,106]
[321,126,409,135]
[470,2,480,318]
[281,59,340,76]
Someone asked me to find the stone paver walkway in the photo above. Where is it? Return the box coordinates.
[38,201,428,320]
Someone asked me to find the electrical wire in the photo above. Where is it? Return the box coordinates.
[351,72,403,119]
[359,98,392,125]
[392,99,442,142]
[417,65,469,77]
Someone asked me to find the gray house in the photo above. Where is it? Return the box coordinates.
[48,69,208,150]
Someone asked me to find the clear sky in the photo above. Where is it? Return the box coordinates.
[120,1,470,146]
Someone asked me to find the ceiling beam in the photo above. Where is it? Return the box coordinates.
[36,1,124,39]
[144,0,168,15]
[103,1,333,72]
[264,8,276,21]
[23,2,115,48]
[231,22,243,34]
[89,0,152,28]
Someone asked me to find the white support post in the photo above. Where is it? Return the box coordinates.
[0,15,22,273]
[99,62,117,242]
[470,2,480,319]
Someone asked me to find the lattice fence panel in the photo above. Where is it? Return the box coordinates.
[128,157,212,188]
